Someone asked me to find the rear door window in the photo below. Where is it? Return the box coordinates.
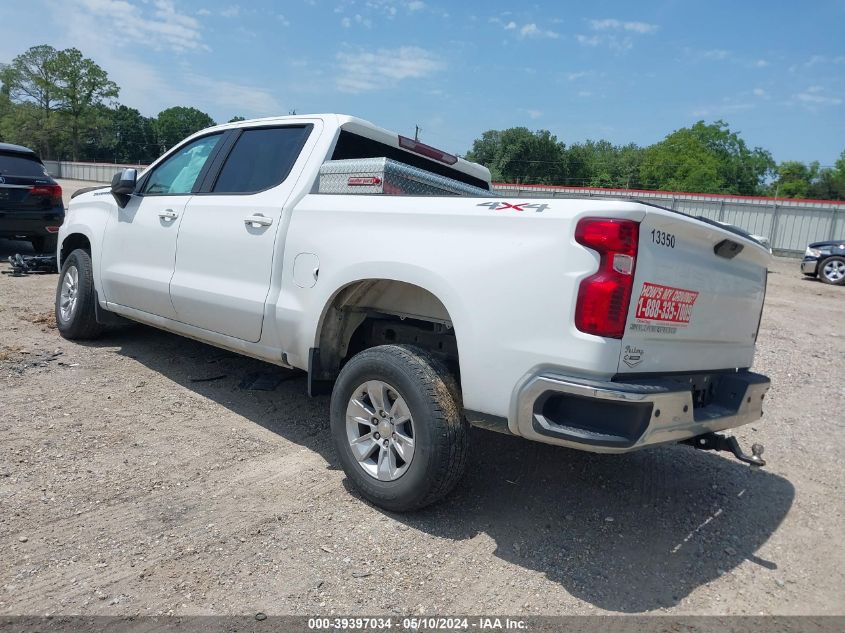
[212,126,312,194]
[0,153,47,178]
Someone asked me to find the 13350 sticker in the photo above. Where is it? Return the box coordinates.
[635,282,699,326]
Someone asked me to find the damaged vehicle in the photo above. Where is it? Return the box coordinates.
[54,114,772,511]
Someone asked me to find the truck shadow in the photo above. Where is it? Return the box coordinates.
[97,325,794,614]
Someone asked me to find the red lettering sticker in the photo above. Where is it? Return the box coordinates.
[634,282,699,326]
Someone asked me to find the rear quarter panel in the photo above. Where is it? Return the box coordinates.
[278,195,647,418]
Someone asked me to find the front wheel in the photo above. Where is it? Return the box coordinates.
[330,345,468,512]
[55,249,104,340]
[819,256,845,285]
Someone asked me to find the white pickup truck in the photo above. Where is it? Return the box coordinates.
[56,114,772,511]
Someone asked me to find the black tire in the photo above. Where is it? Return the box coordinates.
[330,345,468,512]
[30,235,58,254]
[819,256,845,286]
[55,249,104,340]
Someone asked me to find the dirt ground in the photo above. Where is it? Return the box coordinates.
[0,181,843,616]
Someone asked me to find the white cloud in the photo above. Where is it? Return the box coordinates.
[220,4,240,18]
[43,0,283,122]
[565,71,591,81]
[185,74,281,114]
[335,46,443,93]
[196,8,210,16]
[754,59,769,68]
[753,87,768,98]
[341,13,372,28]
[700,49,731,60]
[65,0,207,52]
[804,54,845,67]
[526,109,543,119]
[519,23,559,39]
[794,86,842,106]
[589,18,658,34]
[407,1,425,11]
[576,34,601,47]
[691,102,754,117]
[579,17,657,51]
[504,21,517,30]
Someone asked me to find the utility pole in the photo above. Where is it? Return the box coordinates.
[414,125,421,141]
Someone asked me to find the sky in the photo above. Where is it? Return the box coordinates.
[1,0,844,165]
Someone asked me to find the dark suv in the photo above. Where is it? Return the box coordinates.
[0,142,64,253]
[801,239,845,285]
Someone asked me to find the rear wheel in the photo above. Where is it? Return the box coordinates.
[330,345,468,512]
[819,256,845,285]
[55,249,104,340]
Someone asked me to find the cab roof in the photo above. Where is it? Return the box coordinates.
[202,113,491,186]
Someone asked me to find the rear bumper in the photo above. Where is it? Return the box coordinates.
[515,370,770,453]
[0,208,64,239]
[801,257,819,274]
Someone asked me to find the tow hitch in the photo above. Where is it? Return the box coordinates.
[684,432,766,467]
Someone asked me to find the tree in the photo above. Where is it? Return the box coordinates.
[770,152,845,200]
[97,105,157,164]
[564,140,644,188]
[639,121,774,195]
[53,48,119,160]
[228,115,246,123]
[0,45,62,157]
[465,127,565,184]
[771,161,818,198]
[153,106,216,153]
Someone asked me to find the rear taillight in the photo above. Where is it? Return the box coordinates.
[574,217,639,339]
[29,184,63,207]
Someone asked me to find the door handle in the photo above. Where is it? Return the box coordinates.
[159,209,178,221]
[244,214,273,227]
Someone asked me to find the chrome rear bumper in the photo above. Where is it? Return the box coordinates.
[515,371,771,453]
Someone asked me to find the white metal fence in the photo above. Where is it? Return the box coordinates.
[44,161,844,255]
[43,160,147,184]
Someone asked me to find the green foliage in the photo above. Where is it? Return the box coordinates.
[153,106,216,154]
[52,48,119,159]
[770,153,845,200]
[465,128,565,184]
[0,44,215,163]
[565,140,644,188]
[228,115,246,123]
[0,45,62,157]
[639,121,774,195]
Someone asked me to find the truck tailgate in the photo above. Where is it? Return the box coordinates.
[618,209,770,374]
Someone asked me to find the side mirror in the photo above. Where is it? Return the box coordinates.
[111,168,137,207]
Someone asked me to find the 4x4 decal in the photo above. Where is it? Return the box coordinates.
[477,201,549,213]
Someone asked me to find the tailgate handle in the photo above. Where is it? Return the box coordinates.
[714,239,744,259]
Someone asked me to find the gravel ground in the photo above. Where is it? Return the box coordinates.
[0,181,843,616]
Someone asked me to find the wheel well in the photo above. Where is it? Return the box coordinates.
[60,233,91,266]
[312,279,459,386]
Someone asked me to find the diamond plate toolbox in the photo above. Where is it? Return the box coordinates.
[313,157,493,197]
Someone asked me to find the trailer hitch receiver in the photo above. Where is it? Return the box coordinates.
[684,432,766,467]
